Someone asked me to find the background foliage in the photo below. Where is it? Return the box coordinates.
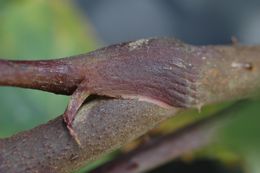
[0,0,97,137]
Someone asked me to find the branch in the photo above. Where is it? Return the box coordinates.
[0,99,178,173]
[1,38,260,172]
[1,38,260,106]
[90,101,246,173]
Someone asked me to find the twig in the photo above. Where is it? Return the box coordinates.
[0,38,260,106]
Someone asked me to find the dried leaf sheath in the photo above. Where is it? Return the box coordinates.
[83,38,201,108]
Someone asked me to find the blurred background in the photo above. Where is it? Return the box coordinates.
[0,0,260,172]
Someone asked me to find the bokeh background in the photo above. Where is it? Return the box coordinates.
[0,0,260,173]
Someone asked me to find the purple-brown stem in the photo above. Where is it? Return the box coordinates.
[1,38,260,107]
[0,58,86,95]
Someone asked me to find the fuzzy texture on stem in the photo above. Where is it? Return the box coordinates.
[90,101,246,173]
[0,99,177,173]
